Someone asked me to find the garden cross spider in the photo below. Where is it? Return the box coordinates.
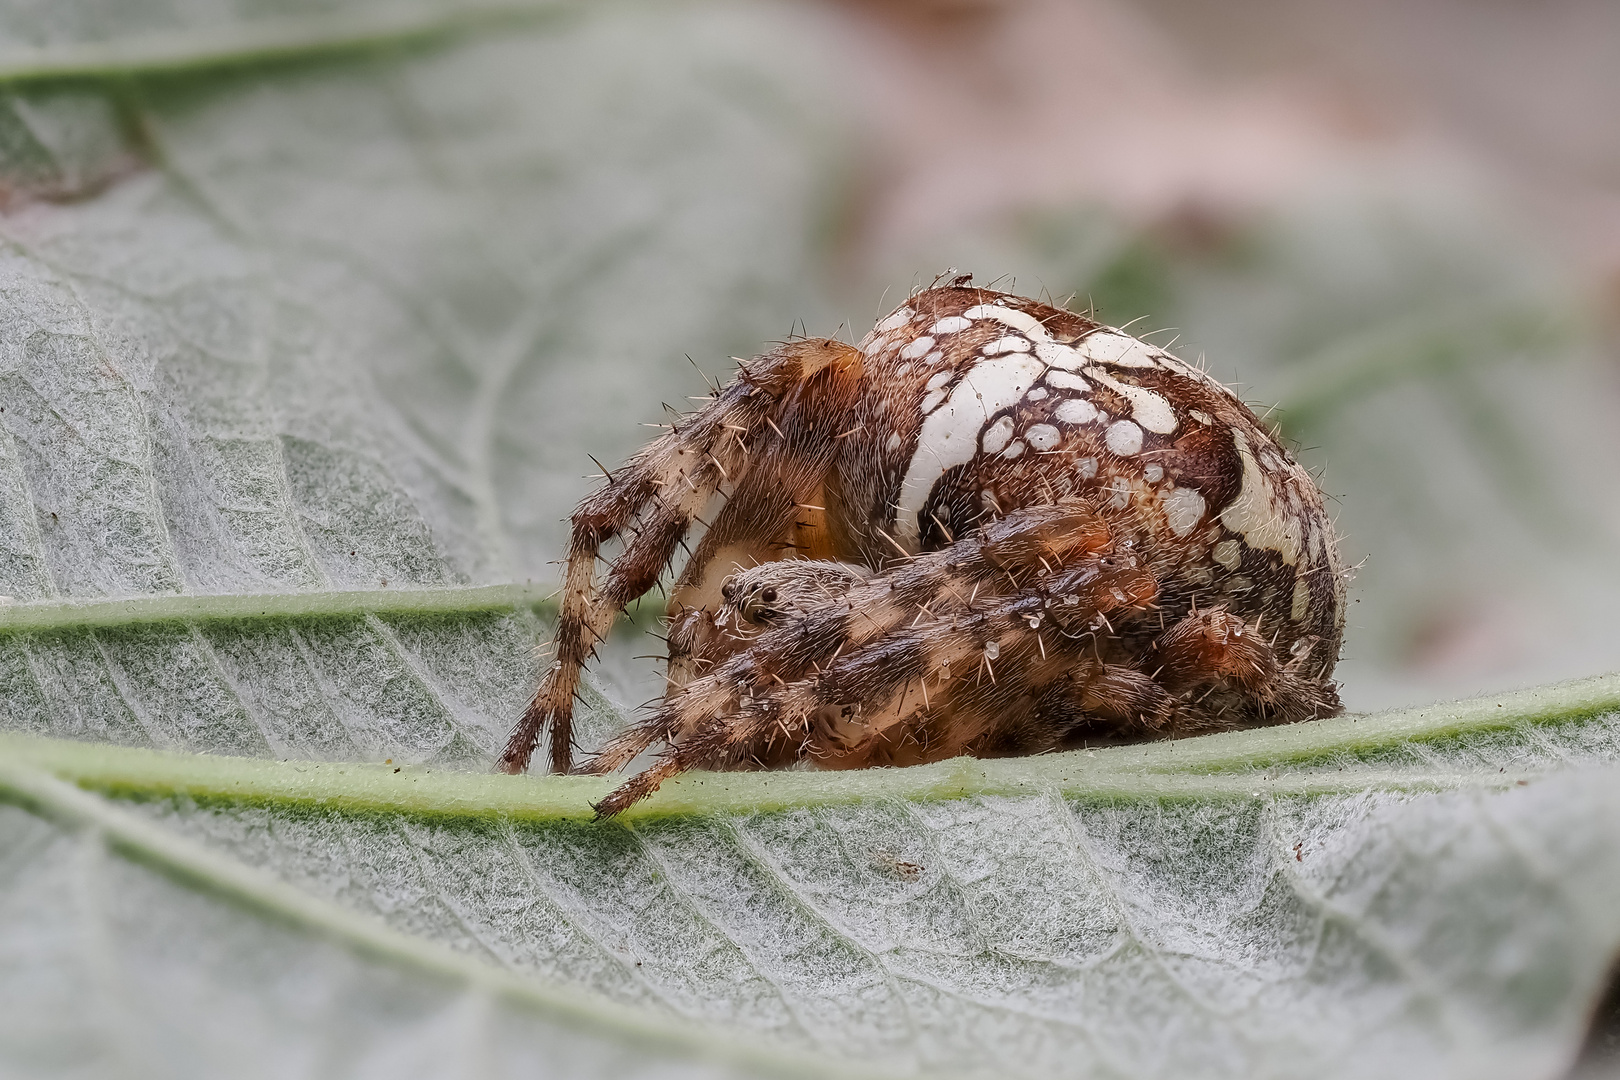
[500,281,1347,816]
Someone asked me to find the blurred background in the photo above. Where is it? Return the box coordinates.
[3,0,1619,723]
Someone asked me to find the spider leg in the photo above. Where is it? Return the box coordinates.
[592,696,802,818]
[657,471,821,702]
[499,338,864,775]
[1151,608,1342,730]
[585,559,874,777]
[582,716,669,776]
[591,499,1163,812]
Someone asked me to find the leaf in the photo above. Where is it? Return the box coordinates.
[0,758,872,1080]
[5,3,1620,1078]
[6,677,1620,1078]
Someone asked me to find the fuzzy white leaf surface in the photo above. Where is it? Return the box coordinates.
[2,3,1620,1080]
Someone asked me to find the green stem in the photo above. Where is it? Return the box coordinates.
[0,583,674,632]
[5,672,1615,821]
[0,583,556,631]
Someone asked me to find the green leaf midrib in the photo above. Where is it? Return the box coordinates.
[0,583,671,631]
[0,583,555,630]
[8,671,1615,822]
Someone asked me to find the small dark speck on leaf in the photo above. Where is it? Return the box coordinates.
[394,767,401,773]
[1293,842,1304,862]
[380,579,388,587]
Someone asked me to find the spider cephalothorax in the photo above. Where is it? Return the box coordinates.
[500,283,1348,815]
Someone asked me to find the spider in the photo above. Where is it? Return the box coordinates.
[499,281,1347,816]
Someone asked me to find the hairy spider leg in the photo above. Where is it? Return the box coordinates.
[589,494,1342,816]
[1150,606,1341,725]
[585,500,1113,774]
[588,499,1166,815]
[498,339,864,775]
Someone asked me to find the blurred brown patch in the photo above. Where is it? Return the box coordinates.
[1571,958,1620,1077]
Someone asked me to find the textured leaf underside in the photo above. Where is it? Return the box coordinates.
[4,2,1620,1079]
[6,678,1620,1080]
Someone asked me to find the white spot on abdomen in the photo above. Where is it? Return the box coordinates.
[930,316,973,335]
[1106,419,1144,456]
[1025,423,1061,452]
[1086,368,1177,434]
[876,308,913,333]
[899,336,936,360]
[1219,431,1302,565]
[963,304,1049,338]
[894,353,1045,546]
[1054,397,1098,425]
[1080,331,1160,367]
[1291,577,1311,621]
[1161,487,1206,537]
[1035,341,1083,369]
[983,336,1032,355]
[981,416,1015,454]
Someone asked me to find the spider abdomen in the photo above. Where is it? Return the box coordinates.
[834,286,1344,665]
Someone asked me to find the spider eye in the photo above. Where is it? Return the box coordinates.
[760,587,777,604]
[721,580,738,601]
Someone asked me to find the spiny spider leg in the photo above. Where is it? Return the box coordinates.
[583,560,876,776]
[1151,607,1340,724]
[498,339,864,775]
[583,498,1120,780]
[588,499,1161,815]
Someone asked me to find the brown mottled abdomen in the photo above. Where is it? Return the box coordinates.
[832,286,1344,685]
